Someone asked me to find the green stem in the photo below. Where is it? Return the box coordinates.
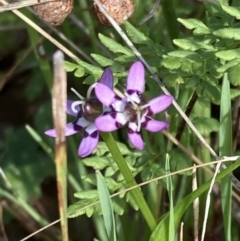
[161,0,179,40]
[79,0,98,53]
[101,132,156,231]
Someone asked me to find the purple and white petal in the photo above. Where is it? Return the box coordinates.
[128,121,138,132]
[142,117,169,132]
[146,95,173,115]
[45,122,81,137]
[112,98,127,112]
[66,100,79,117]
[128,130,144,150]
[95,113,128,131]
[95,83,116,107]
[99,68,114,90]
[76,117,91,128]
[78,124,99,157]
[126,61,145,94]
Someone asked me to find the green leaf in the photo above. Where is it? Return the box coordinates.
[191,117,219,134]
[74,67,85,77]
[221,4,240,20]
[217,58,240,73]
[228,64,240,86]
[168,50,200,60]
[68,198,99,218]
[219,74,232,241]
[149,162,240,241]
[213,28,240,40]
[161,57,182,69]
[165,155,174,241]
[230,88,240,99]
[163,74,184,86]
[124,21,151,45]
[173,38,214,51]
[98,33,132,55]
[169,149,192,176]
[97,171,117,241]
[74,190,98,199]
[215,48,240,61]
[185,76,201,88]
[177,18,210,35]
[64,61,79,72]
[82,157,110,170]
[196,82,221,101]
[91,54,115,67]
[77,60,102,76]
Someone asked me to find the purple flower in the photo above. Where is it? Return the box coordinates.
[95,61,173,150]
[45,68,114,157]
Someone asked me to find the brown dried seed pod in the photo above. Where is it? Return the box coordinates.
[92,0,135,27]
[32,0,74,25]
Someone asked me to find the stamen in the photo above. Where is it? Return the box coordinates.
[137,110,141,132]
[71,88,85,100]
[141,102,150,110]
[87,83,97,98]
[71,101,84,113]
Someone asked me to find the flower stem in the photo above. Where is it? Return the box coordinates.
[100,132,156,231]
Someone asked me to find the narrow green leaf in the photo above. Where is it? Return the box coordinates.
[161,57,182,69]
[98,33,132,55]
[177,18,210,35]
[91,54,115,67]
[165,155,174,241]
[173,39,214,51]
[219,74,232,241]
[215,49,240,61]
[213,28,240,40]
[221,4,240,20]
[97,171,117,241]
[228,64,240,86]
[217,58,240,73]
[124,21,151,45]
[82,157,110,170]
[64,61,79,72]
[77,60,102,76]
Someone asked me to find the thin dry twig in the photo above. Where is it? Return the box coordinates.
[192,165,199,241]
[0,0,55,12]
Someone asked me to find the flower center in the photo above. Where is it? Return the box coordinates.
[124,102,138,122]
[80,97,103,122]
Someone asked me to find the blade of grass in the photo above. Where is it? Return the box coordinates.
[165,154,175,241]
[219,73,232,241]
[100,132,156,231]
[52,51,68,241]
[97,171,117,241]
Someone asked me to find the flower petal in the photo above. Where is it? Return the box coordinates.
[99,68,114,89]
[45,122,81,137]
[127,61,145,94]
[66,100,79,117]
[95,113,128,131]
[76,117,91,128]
[142,117,169,132]
[147,95,173,115]
[78,128,99,157]
[95,83,116,107]
[128,130,144,150]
